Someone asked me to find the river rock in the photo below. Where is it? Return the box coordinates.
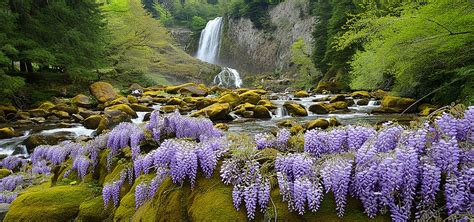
[277,119,297,128]
[217,92,241,108]
[233,103,255,115]
[242,111,254,118]
[283,101,308,116]
[38,101,55,111]
[143,90,164,97]
[129,83,144,92]
[17,111,29,120]
[178,84,208,97]
[373,96,416,113]
[0,105,17,115]
[257,100,277,110]
[356,98,369,106]
[127,95,138,104]
[315,81,344,93]
[130,104,154,112]
[191,103,232,121]
[214,123,228,131]
[71,94,92,108]
[253,105,271,118]
[351,91,370,99]
[329,117,341,127]
[165,83,194,94]
[53,103,78,115]
[97,110,132,133]
[306,118,329,130]
[308,103,331,114]
[160,105,178,113]
[83,115,103,129]
[167,98,186,106]
[0,128,15,139]
[239,91,261,105]
[51,110,70,119]
[140,96,155,103]
[105,104,137,118]
[371,89,389,99]
[89,81,118,103]
[196,98,216,110]
[28,109,49,118]
[24,132,74,153]
[30,117,46,124]
[294,90,309,98]
[79,110,101,119]
[104,97,129,107]
[329,94,346,103]
[330,101,349,110]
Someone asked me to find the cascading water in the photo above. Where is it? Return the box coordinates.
[196,17,242,88]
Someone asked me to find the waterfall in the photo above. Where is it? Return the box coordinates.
[196,17,242,88]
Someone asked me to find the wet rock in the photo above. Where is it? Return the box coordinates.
[97,110,131,133]
[143,112,151,122]
[351,91,370,99]
[130,104,154,112]
[53,103,78,115]
[165,83,195,94]
[17,111,29,120]
[306,118,329,130]
[167,98,186,106]
[308,103,331,114]
[371,89,389,99]
[0,128,15,139]
[233,103,255,115]
[277,119,297,128]
[330,101,349,110]
[329,117,341,127]
[372,96,416,113]
[23,132,74,153]
[239,91,261,105]
[89,81,118,103]
[105,104,137,118]
[160,105,178,113]
[346,99,355,106]
[196,98,216,110]
[83,115,103,129]
[329,94,346,103]
[127,95,138,104]
[178,84,208,97]
[30,117,46,124]
[257,100,277,110]
[217,92,241,108]
[0,105,17,116]
[315,81,344,93]
[214,123,229,131]
[253,105,271,118]
[191,103,232,121]
[71,114,84,122]
[28,109,49,118]
[79,110,101,119]
[242,111,254,118]
[283,101,308,116]
[0,203,9,221]
[71,94,92,108]
[290,124,304,135]
[51,110,70,119]
[38,102,55,111]
[356,98,369,106]
[294,90,309,98]
[104,97,129,107]
[129,83,144,92]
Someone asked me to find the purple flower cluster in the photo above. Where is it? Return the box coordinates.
[255,129,291,150]
[0,174,23,191]
[435,113,470,141]
[0,191,17,203]
[430,137,460,175]
[0,156,27,171]
[31,160,51,175]
[146,110,163,142]
[444,166,473,219]
[373,123,403,152]
[347,125,376,150]
[31,141,81,165]
[102,180,123,207]
[320,157,354,217]
[134,167,169,209]
[255,133,275,149]
[304,128,348,156]
[107,122,144,161]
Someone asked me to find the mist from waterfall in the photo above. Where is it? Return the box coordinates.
[196,17,242,88]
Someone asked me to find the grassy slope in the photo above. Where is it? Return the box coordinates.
[100,0,218,85]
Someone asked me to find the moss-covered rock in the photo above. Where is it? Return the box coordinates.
[105,104,137,118]
[77,196,114,222]
[294,90,310,98]
[284,101,308,116]
[0,168,11,179]
[253,105,271,119]
[214,123,229,131]
[127,95,139,104]
[4,185,96,222]
[0,127,15,139]
[239,91,262,105]
[329,117,341,127]
[374,96,416,113]
[0,104,17,115]
[329,94,346,103]
[72,94,93,108]
[290,124,304,135]
[257,100,277,110]
[51,110,70,119]
[330,101,349,110]
[89,82,118,103]
[308,103,332,114]
[160,105,178,113]
[104,97,129,107]
[130,104,154,112]
[165,83,195,94]
[306,118,329,130]
[178,84,208,97]
[191,103,232,121]
[83,115,104,129]
[38,101,55,111]
[217,92,241,108]
[167,97,186,106]
[371,89,388,99]
[28,109,50,118]
[351,91,370,99]
[356,98,369,106]
[315,81,344,93]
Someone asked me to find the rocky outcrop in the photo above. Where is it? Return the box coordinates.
[89,82,118,103]
[219,0,315,73]
[283,101,308,116]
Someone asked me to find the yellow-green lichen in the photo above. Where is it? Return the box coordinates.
[76,196,114,222]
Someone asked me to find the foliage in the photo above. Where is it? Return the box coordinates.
[337,1,474,104]
[290,38,321,89]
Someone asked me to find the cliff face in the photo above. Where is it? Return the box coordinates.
[219,0,315,73]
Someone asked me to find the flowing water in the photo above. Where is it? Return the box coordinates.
[196,17,243,88]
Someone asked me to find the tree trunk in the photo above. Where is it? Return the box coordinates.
[26,62,33,73]
[20,61,27,72]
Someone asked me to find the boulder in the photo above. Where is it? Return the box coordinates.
[308,103,332,114]
[330,101,349,110]
[130,104,154,112]
[129,83,143,92]
[277,119,298,128]
[38,102,55,111]
[233,103,255,115]
[142,91,164,97]
[351,91,370,99]
[160,105,178,113]
[104,97,129,107]
[51,110,70,119]
[283,102,308,116]
[178,85,208,96]
[314,81,344,93]
[79,110,101,119]
[165,83,196,94]
[356,98,369,106]
[0,105,17,115]
[214,123,228,131]
[306,118,329,130]
[72,114,84,122]
[329,94,346,103]
[253,105,271,119]
[239,91,261,105]
[97,110,132,133]
[140,96,155,103]
[30,117,46,124]
[53,103,78,115]
[127,95,138,104]
[217,92,241,108]
[371,89,389,99]
[242,111,254,118]
[83,115,103,129]
[191,103,232,121]
[294,90,309,98]
[329,117,341,127]
[373,96,416,113]
[196,98,216,110]
[17,111,29,120]
[89,81,118,103]
[0,128,15,139]
[23,132,74,153]
[105,104,137,118]
[257,100,277,110]
[290,124,304,135]
[167,98,186,106]
[28,109,49,118]
[71,94,92,108]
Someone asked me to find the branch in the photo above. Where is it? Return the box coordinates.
[426,18,454,35]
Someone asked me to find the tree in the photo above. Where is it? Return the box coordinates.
[291,38,321,88]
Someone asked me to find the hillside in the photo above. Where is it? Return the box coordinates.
[99,0,219,85]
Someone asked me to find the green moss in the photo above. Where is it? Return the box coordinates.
[114,174,154,221]
[4,185,96,222]
[0,168,11,179]
[77,196,114,222]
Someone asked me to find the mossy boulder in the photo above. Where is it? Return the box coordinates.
[0,104,17,115]
[89,81,118,103]
[356,98,369,106]
[308,103,332,114]
[217,92,241,108]
[160,105,178,113]
[191,103,232,121]
[374,96,416,113]
[214,123,229,131]
[294,90,310,98]
[329,94,346,103]
[329,117,341,127]
[105,104,137,118]
[104,97,129,108]
[284,101,308,116]
[38,101,55,111]
[330,101,349,110]
[53,103,79,115]
[167,97,186,106]
[315,81,344,93]
[79,110,101,119]
[0,169,11,179]
[4,185,96,222]
[306,118,330,130]
[239,91,262,105]
[351,91,370,99]
[253,105,271,119]
[178,84,208,97]
[127,95,139,104]
[71,94,92,108]
[130,104,154,112]
[143,90,164,97]
[196,98,216,110]
[0,127,15,139]
[77,196,113,222]
[371,89,389,99]
[277,119,298,128]
[290,124,304,134]
[51,110,70,119]
[234,103,255,115]
[23,132,74,153]
[28,109,50,118]
[165,83,195,94]
[257,100,277,110]
[83,115,104,129]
